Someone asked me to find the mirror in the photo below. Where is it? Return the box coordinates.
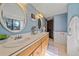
[0,3,27,32]
[38,18,41,29]
[31,13,36,21]
[38,18,44,32]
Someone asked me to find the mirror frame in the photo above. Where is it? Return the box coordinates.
[38,17,43,30]
[0,3,27,33]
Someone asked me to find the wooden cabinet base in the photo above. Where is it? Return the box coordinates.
[17,33,49,56]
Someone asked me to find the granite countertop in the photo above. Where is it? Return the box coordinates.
[0,32,48,56]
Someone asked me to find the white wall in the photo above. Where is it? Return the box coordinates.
[54,32,67,46]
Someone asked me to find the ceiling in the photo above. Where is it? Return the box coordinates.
[31,3,68,18]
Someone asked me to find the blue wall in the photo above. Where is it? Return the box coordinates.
[68,3,79,25]
[0,4,39,35]
[54,13,67,32]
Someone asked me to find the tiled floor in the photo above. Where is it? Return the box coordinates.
[46,39,67,56]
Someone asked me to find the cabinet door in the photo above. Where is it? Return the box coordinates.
[32,34,49,56]
[32,45,42,56]
[42,39,48,55]
[41,34,49,56]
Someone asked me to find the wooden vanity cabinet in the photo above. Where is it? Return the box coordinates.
[17,34,49,56]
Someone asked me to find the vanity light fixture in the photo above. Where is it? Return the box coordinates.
[18,3,27,12]
[35,14,40,19]
[38,13,43,18]
[35,13,43,19]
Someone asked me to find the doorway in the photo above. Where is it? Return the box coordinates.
[47,19,54,39]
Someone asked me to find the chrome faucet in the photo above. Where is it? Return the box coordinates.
[14,34,22,40]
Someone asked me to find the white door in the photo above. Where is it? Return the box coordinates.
[67,16,79,56]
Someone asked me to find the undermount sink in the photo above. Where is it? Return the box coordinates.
[2,36,31,48]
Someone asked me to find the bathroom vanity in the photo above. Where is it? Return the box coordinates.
[0,4,48,56]
[0,32,49,56]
